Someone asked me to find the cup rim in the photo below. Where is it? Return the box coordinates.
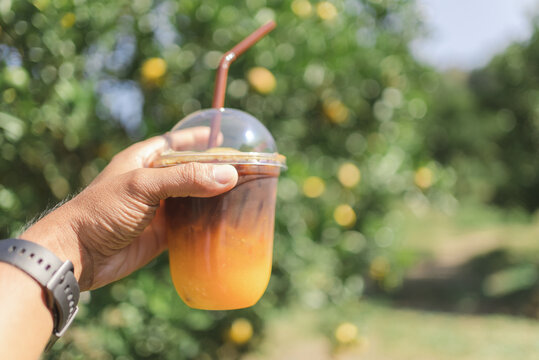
[152,151,287,169]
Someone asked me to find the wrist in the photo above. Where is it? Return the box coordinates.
[0,238,81,349]
[20,200,92,290]
[0,262,54,358]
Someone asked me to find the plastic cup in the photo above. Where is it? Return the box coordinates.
[152,108,286,310]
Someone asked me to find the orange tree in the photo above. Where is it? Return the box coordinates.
[0,0,457,358]
[468,24,539,210]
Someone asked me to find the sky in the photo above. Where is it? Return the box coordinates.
[411,0,539,70]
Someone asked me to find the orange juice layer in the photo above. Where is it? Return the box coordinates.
[165,163,279,310]
[169,229,273,310]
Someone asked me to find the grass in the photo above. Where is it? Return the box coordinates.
[243,300,539,360]
[244,202,539,359]
[398,202,539,261]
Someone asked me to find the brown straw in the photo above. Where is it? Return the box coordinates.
[208,20,276,148]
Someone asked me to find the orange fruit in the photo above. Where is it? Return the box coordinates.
[61,13,76,28]
[335,322,358,344]
[334,204,356,227]
[291,0,312,18]
[141,58,167,82]
[338,163,361,188]
[229,318,253,345]
[414,167,433,189]
[247,67,276,94]
[303,176,326,198]
[317,2,338,21]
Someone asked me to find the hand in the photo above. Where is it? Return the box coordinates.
[21,127,237,291]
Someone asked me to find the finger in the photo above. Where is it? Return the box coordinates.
[127,163,238,204]
[122,127,215,167]
[98,127,223,181]
[164,127,223,153]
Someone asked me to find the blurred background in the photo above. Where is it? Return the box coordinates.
[1,0,539,358]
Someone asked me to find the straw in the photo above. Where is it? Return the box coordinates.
[207,20,276,148]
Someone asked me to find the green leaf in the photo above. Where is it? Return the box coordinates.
[0,112,26,142]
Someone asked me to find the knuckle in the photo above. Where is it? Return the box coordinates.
[125,169,147,193]
[176,162,209,188]
[110,151,127,164]
[124,169,161,203]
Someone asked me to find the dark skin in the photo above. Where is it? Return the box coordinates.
[0,128,237,359]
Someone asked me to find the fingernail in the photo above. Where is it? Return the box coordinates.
[213,165,236,184]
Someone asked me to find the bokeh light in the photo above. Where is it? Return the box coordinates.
[414,166,433,189]
[291,0,312,18]
[228,318,253,345]
[334,204,357,227]
[141,58,167,83]
[247,67,276,94]
[335,322,358,344]
[60,13,76,28]
[369,256,390,280]
[323,98,349,124]
[303,176,326,198]
[338,162,361,188]
[316,2,338,21]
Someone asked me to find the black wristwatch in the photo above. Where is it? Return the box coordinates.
[0,238,80,350]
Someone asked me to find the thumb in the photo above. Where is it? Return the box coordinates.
[127,163,238,203]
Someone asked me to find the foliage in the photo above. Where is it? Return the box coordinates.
[468,25,539,211]
[1,0,536,358]
[418,20,539,211]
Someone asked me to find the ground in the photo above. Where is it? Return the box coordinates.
[243,301,539,360]
[243,203,539,360]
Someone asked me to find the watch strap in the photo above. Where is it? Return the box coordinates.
[0,238,80,346]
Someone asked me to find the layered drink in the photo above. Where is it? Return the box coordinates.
[154,151,285,310]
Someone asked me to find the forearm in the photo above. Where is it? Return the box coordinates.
[20,200,86,285]
[0,262,53,360]
[0,201,84,359]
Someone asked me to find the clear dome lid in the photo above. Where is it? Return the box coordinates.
[154,108,286,168]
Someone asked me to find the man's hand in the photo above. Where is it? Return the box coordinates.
[21,127,237,291]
